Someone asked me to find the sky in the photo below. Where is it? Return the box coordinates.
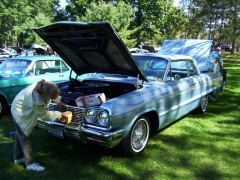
[173,0,181,6]
[59,0,67,8]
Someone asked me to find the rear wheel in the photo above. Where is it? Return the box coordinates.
[192,95,208,114]
[118,116,150,156]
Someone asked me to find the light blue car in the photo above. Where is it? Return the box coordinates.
[33,21,224,156]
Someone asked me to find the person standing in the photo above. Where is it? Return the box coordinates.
[206,47,224,73]
[46,45,56,56]
[11,79,70,171]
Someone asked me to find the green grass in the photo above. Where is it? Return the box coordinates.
[1,52,240,180]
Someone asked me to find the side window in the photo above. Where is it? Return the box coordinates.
[167,61,187,81]
[25,65,35,76]
[59,61,69,73]
[186,61,197,76]
[35,61,44,75]
[166,60,196,81]
[35,60,69,75]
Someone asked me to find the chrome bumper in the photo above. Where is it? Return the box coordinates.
[37,119,124,148]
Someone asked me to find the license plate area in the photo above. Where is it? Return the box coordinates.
[48,125,64,139]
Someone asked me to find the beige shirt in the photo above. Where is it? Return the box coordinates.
[11,82,62,136]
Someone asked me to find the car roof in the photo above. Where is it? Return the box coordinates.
[7,56,62,61]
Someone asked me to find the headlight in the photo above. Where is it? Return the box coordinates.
[98,111,110,126]
[85,109,97,123]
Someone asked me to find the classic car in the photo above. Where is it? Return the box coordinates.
[136,49,150,53]
[32,21,224,156]
[0,56,77,116]
[215,42,232,51]
[0,48,17,58]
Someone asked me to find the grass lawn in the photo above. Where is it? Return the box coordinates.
[0,52,240,180]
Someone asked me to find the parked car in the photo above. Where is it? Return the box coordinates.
[0,48,18,65]
[0,56,78,116]
[142,45,156,53]
[136,49,150,53]
[154,47,161,53]
[128,48,138,53]
[215,43,232,51]
[32,22,224,156]
[0,48,17,58]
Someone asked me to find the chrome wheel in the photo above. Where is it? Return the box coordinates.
[191,95,208,114]
[131,118,150,152]
[118,116,150,156]
[201,95,208,112]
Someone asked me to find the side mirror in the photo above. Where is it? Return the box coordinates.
[174,74,181,81]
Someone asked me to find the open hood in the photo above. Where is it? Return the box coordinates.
[159,39,213,72]
[32,21,147,81]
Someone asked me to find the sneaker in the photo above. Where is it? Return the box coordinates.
[14,158,25,164]
[26,163,45,171]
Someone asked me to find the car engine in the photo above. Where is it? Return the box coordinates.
[58,78,139,107]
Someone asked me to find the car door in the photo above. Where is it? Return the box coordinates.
[164,60,201,123]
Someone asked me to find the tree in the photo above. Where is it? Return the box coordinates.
[64,0,188,47]
[0,0,57,48]
[180,0,240,53]
[117,0,188,46]
[73,0,136,47]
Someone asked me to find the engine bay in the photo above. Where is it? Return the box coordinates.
[58,78,139,106]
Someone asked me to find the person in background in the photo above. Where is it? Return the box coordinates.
[206,47,223,73]
[11,79,70,171]
[46,45,57,56]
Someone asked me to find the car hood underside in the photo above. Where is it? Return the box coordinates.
[32,21,147,81]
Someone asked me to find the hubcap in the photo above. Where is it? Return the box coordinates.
[131,119,149,152]
[201,96,208,112]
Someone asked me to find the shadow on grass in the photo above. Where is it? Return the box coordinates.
[0,115,154,180]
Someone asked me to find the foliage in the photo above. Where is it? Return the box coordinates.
[0,0,58,48]
[64,0,188,47]
[1,0,239,50]
[0,52,240,180]
[180,0,240,53]
[117,0,188,46]
[75,0,136,47]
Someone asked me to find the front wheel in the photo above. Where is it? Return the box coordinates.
[0,97,7,117]
[118,116,150,157]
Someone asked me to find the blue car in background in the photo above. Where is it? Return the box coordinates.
[0,56,77,116]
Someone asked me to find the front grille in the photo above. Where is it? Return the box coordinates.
[47,104,84,123]
[47,104,108,128]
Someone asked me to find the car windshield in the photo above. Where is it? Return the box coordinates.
[134,56,168,81]
[0,59,31,78]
